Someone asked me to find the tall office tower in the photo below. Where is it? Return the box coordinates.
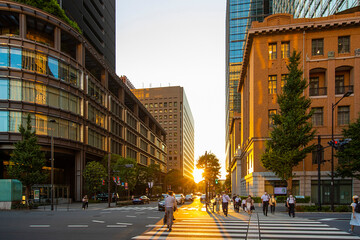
[273,0,360,18]
[225,0,272,195]
[132,87,195,180]
[59,0,116,69]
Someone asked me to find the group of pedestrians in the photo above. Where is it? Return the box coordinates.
[261,192,278,216]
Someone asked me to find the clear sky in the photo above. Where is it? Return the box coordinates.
[115,0,226,178]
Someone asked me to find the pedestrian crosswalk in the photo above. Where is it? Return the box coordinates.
[132,215,360,239]
[105,206,157,211]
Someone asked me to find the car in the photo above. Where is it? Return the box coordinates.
[175,193,185,205]
[185,194,193,202]
[158,194,168,211]
[132,195,150,204]
[93,193,116,202]
[200,194,206,202]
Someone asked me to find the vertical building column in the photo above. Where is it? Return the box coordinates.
[76,43,85,66]
[74,150,85,201]
[353,56,360,117]
[19,14,26,38]
[327,59,336,130]
[54,27,61,51]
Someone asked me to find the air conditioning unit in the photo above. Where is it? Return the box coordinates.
[355,48,360,56]
[328,51,335,58]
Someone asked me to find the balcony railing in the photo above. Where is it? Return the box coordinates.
[335,85,354,95]
[309,87,327,96]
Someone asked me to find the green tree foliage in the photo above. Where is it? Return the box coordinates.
[83,161,107,198]
[196,152,221,186]
[165,169,184,192]
[7,114,48,205]
[336,114,360,179]
[261,51,316,193]
[113,156,137,193]
[12,0,82,33]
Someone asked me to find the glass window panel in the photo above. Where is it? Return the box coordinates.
[69,66,78,86]
[47,56,58,78]
[69,94,78,114]
[48,87,59,108]
[9,111,21,132]
[10,79,22,100]
[59,119,69,139]
[0,46,9,67]
[22,50,36,72]
[35,84,47,105]
[21,113,35,130]
[0,78,9,99]
[59,61,69,82]
[23,81,35,102]
[69,122,79,141]
[10,48,22,69]
[35,114,48,135]
[0,111,9,132]
[60,91,69,111]
[35,53,47,74]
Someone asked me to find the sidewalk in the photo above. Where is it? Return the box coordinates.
[33,201,116,211]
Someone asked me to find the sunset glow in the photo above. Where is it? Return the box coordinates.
[193,168,204,184]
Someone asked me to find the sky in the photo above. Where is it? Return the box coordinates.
[115,0,227,178]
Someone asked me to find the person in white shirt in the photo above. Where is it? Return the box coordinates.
[234,196,241,212]
[286,194,296,217]
[241,199,246,211]
[222,191,231,216]
[164,191,177,230]
[261,191,270,216]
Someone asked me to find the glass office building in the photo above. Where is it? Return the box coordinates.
[225,0,272,171]
[274,0,360,18]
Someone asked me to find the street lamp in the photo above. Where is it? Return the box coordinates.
[331,91,352,211]
[49,119,57,211]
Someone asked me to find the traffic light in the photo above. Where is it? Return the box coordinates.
[215,179,219,184]
[328,139,340,149]
[102,179,105,185]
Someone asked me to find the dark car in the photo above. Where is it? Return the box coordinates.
[93,193,116,202]
[158,194,168,211]
[185,194,193,202]
[132,195,150,204]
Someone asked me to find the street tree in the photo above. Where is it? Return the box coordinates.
[165,169,184,192]
[7,114,48,206]
[83,161,107,198]
[113,156,137,198]
[261,50,316,193]
[196,152,221,186]
[336,114,360,179]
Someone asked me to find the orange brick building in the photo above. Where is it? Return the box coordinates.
[237,12,360,204]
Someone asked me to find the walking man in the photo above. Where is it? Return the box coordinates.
[222,191,231,216]
[261,191,270,216]
[287,194,296,217]
[165,191,177,231]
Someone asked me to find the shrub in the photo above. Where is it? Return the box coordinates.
[335,205,352,212]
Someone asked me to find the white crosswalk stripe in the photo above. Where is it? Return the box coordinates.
[104,206,157,211]
[132,216,360,239]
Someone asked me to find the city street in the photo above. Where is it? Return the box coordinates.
[1,196,360,240]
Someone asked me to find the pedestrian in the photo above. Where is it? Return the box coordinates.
[269,194,277,214]
[246,195,254,215]
[215,194,221,213]
[261,191,270,216]
[350,195,360,232]
[286,194,296,217]
[242,198,246,212]
[82,195,88,210]
[234,195,241,212]
[164,191,177,231]
[222,191,231,216]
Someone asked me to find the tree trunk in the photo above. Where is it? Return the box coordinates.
[25,186,30,209]
[287,177,293,195]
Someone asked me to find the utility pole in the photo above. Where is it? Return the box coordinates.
[317,135,322,211]
[205,151,208,208]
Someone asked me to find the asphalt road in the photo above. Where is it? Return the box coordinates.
[1,197,359,240]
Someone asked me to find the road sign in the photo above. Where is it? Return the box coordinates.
[34,190,40,200]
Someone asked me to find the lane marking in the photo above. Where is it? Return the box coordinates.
[29,225,50,228]
[92,220,105,223]
[100,212,111,214]
[117,223,133,225]
[147,217,160,219]
[135,212,145,214]
[126,215,137,218]
[142,231,247,237]
[260,234,360,239]
[106,225,127,228]
[67,225,88,228]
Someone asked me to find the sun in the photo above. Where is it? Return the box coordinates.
[193,168,204,184]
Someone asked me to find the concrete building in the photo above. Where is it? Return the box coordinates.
[238,12,360,204]
[131,87,195,180]
[226,0,272,196]
[0,1,167,201]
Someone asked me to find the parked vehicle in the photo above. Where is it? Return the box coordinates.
[158,194,168,211]
[132,195,150,204]
[200,194,206,202]
[92,193,116,202]
[175,194,185,205]
[185,194,193,202]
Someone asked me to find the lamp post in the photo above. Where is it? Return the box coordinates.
[49,119,56,211]
[331,91,352,211]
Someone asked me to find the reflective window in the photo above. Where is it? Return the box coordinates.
[59,61,69,82]
[268,75,277,94]
[10,48,22,68]
[48,56,59,78]
[9,111,21,132]
[0,47,9,67]
[0,111,9,131]
[60,91,69,111]
[0,78,9,99]
[48,87,59,108]
[269,43,277,60]
[35,114,48,135]
[35,84,47,105]
[23,81,35,103]
[312,39,324,56]
[59,119,69,139]
[338,36,350,54]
